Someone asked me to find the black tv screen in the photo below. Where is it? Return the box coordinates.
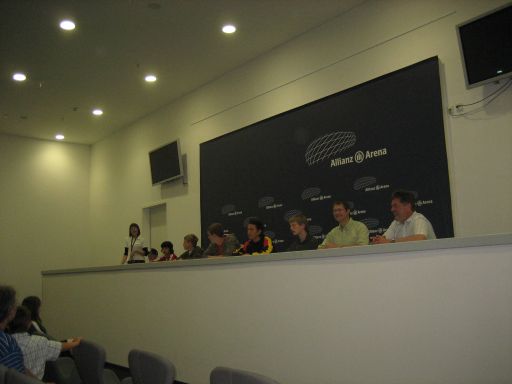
[149,140,183,185]
[457,4,512,88]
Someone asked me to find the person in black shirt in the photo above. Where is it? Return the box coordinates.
[179,234,204,259]
[287,214,319,252]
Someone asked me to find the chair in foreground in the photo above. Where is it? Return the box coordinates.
[4,369,41,384]
[121,349,176,384]
[73,340,120,384]
[44,356,82,384]
[210,366,280,384]
[0,364,7,384]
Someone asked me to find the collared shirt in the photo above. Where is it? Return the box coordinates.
[287,233,319,252]
[319,218,369,248]
[204,234,240,256]
[0,331,25,373]
[12,332,61,379]
[383,211,436,240]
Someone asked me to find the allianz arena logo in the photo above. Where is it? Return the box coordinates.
[353,176,377,191]
[305,131,356,166]
[221,204,242,216]
[301,187,331,202]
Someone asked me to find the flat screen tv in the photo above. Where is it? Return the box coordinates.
[457,3,512,88]
[149,140,183,185]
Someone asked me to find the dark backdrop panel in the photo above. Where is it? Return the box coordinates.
[200,57,453,252]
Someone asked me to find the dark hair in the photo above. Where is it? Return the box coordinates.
[207,223,224,237]
[0,286,16,323]
[288,214,308,228]
[128,223,141,237]
[332,201,351,211]
[184,234,199,247]
[149,248,158,256]
[21,296,41,323]
[391,190,416,210]
[9,306,31,333]
[246,217,264,232]
[161,241,174,253]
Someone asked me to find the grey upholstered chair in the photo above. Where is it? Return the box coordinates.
[0,364,7,384]
[44,356,82,384]
[73,340,120,384]
[210,366,280,384]
[121,349,176,384]
[4,368,41,384]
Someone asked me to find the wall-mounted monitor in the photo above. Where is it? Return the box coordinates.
[457,3,512,88]
[149,140,183,185]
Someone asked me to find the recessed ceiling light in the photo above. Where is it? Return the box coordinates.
[145,74,157,82]
[59,20,76,31]
[92,108,103,116]
[222,24,236,34]
[55,134,65,140]
[12,73,27,82]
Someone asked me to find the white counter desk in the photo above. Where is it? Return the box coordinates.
[42,234,512,384]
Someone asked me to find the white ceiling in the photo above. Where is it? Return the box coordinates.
[0,0,364,145]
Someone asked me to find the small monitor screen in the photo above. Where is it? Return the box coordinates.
[457,4,512,87]
[149,140,182,185]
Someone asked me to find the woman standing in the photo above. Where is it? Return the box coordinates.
[121,223,148,264]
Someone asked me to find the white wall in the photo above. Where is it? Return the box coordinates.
[42,242,512,384]
[0,133,91,297]
[89,0,512,264]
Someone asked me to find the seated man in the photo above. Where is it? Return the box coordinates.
[0,285,25,373]
[287,214,319,251]
[318,201,369,248]
[234,217,273,255]
[179,234,204,260]
[203,223,240,257]
[154,241,177,261]
[10,306,81,380]
[372,190,436,244]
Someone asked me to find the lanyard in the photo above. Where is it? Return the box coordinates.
[130,236,138,252]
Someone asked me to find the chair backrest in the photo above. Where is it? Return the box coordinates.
[5,369,41,384]
[210,367,280,384]
[128,349,176,384]
[0,364,7,384]
[73,340,107,384]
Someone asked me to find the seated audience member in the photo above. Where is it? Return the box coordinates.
[287,214,319,251]
[154,241,177,261]
[10,306,81,380]
[121,223,148,264]
[179,234,204,260]
[318,201,369,248]
[0,285,25,373]
[203,223,240,257]
[234,217,273,255]
[148,248,159,262]
[372,190,436,244]
[21,296,49,339]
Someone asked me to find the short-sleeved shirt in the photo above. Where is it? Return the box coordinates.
[383,211,436,240]
[12,332,61,379]
[123,236,147,262]
[318,218,369,248]
[0,331,25,373]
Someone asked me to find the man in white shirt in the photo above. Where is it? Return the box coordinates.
[372,190,436,244]
[10,306,81,379]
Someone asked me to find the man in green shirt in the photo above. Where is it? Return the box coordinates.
[318,201,369,248]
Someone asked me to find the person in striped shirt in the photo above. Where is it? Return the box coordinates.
[0,285,25,373]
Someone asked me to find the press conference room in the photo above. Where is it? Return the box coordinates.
[1,1,511,383]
